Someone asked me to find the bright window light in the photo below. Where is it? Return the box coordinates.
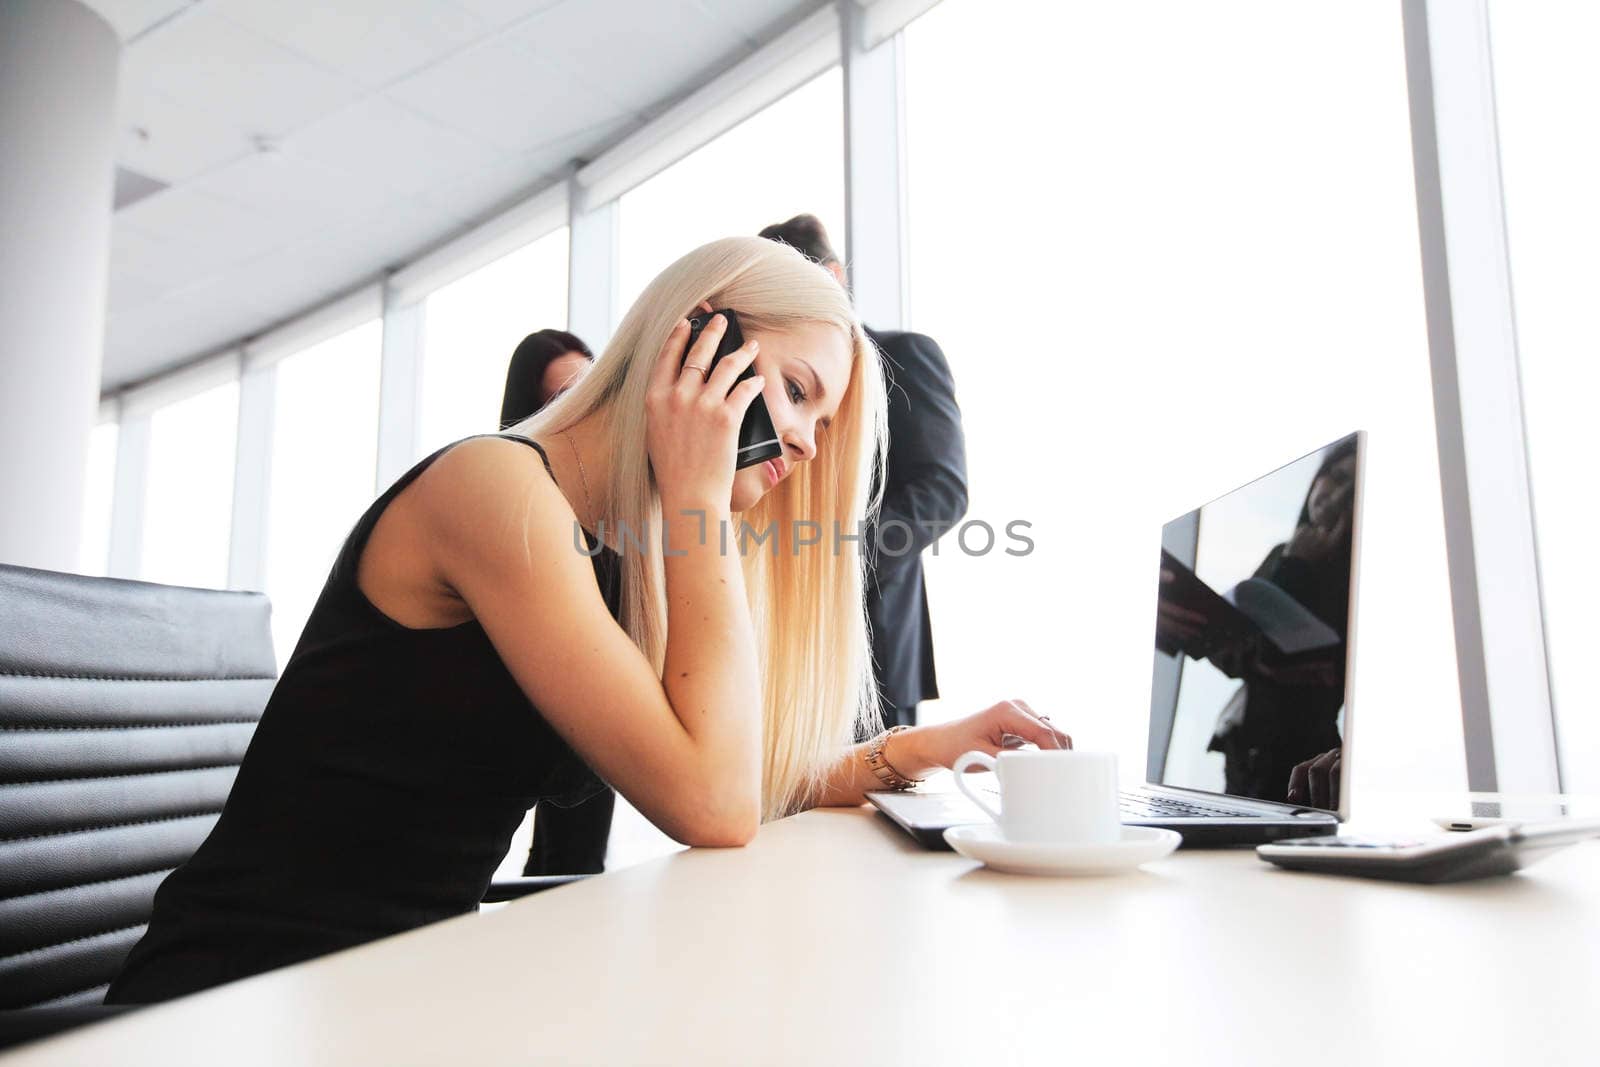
[141,381,239,589]
[617,67,844,316]
[77,420,117,577]
[264,320,382,667]
[903,0,1462,797]
[418,227,570,460]
[1491,0,1600,791]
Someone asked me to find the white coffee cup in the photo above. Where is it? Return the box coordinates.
[952,749,1120,844]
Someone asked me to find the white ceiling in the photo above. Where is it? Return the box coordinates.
[86,0,818,390]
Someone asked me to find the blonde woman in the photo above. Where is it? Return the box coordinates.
[107,238,1067,1005]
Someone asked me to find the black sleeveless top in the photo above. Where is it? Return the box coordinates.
[106,436,615,1004]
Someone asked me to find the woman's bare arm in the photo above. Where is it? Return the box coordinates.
[419,438,762,847]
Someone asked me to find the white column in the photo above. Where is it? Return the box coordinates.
[568,175,620,349]
[0,0,120,570]
[839,0,908,331]
[1401,0,1561,792]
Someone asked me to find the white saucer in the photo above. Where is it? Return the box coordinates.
[943,824,1182,876]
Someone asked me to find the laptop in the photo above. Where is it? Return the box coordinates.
[869,430,1365,848]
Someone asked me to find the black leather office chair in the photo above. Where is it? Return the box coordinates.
[0,563,583,1050]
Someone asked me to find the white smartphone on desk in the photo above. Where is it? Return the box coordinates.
[1258,819,1600,884]
[1432,797,1573,832]
[1431,815,1522,831]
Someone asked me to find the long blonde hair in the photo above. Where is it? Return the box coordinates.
[511,237,887,820]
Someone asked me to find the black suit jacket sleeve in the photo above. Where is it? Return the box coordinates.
[866,329,969,558]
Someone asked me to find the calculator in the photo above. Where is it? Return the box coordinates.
[1256,819,1600,884]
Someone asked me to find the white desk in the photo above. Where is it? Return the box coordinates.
[8,799,1598,1066]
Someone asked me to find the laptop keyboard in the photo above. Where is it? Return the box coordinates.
[1119,791,1265,819]
[918,783,1269,820]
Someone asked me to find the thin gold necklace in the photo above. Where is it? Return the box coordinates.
[560,428,595,527]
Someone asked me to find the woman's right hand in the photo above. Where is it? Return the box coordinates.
[644,314,766,510]
[886,699,1073,780]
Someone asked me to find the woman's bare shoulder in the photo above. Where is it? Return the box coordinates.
[409,436,585,578]
[420,435,555,490]
[358,438,572,626]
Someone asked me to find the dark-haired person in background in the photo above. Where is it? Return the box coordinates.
[500,329,593,428]
[759,215,966,733]
[500,328,612,876]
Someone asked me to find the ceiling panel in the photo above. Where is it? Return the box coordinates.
[116,187,293,280]
[296,196,468,278]
[383,35,632,154]
[107,223,189,299]
[691,0,817,46]
[508,0,751,114]
[119,9,363,141]
[85,0,189,41]
[105,191,466,383]
[196,253,368,331]
[208,0,492,90]
[284,96,507,201]
[84,0,822,390]
[440,0,568,32]
[115,78,256,185]
[102,280,276,386]
[417,118,633,223]
[183,152,404,235]
[105,268,171,318]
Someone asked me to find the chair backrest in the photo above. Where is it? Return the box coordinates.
[0,564,275,1009]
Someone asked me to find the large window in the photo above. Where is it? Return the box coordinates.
[1490,2,1599,791]
[617,68,844,316]
[903,1,1463,796]
[77,419,117,577]
[417,228,570,459]
[263,321,382,666]
[140,380,239,589]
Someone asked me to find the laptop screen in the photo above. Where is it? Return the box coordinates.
[1146,432,1362,813]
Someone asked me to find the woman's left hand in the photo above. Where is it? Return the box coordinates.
[885,699,1072,780]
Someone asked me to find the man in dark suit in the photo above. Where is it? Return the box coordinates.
[759,215,968,731]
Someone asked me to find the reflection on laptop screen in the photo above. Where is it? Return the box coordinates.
[1146,432,1362,812]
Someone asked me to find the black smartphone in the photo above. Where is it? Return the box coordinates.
[684,309,783,470]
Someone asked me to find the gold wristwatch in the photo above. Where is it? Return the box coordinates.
[864,725,923,790]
